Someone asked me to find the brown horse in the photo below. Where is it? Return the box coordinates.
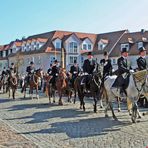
[7,74,18,99]
[0,75,8,93]
[56,68,72,105]
[22,69,42,99]
[43,73,56,104]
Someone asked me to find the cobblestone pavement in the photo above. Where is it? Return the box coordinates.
[0,119,38,148]
[0,90,148,148]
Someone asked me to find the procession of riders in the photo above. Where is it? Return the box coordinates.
[0,47,148,108]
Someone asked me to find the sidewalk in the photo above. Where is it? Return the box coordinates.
[0,120,38,148]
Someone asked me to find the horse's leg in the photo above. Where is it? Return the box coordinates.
[127,97,132,116]
[48,85,51,104]
[117,97,121,112]
[73,89,76,104]
[93,93,97,113]
[58,91,63,105]
[12,88,15,100]
[36,86,39,99]
[109,102,118,120]
[30,87,33,99]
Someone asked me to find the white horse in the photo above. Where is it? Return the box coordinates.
[103,72,142,123]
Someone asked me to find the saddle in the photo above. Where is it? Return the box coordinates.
[112,73,130,96]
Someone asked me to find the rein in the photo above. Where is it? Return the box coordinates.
[132,71,147,95]
[33,74,39,86]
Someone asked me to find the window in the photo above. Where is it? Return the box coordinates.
[121,43,129,51]
[88,44,92,50]
[138,42,143,49]
[81,56,84,64]
[55,42,61,48]
[98,42,107,50]
[69,42,78,53]
[112,59,116,65]
[69,56,77,64]
[83,44,87,50]
[36,43,40,49]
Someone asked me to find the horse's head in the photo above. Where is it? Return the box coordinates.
[35,69,43,78]
[58,68,67,80]
[94,63,103,79]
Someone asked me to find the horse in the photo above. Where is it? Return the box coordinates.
[56,68,73,105]
[6,73,18,100]
[22,69,42,99]
[0,75,8,93]
[101,71,145,123]
[43,73,56,104]
[75,63,102,112]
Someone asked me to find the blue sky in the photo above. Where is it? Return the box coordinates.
[0,0,148,44]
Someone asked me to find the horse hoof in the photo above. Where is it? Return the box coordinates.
[105,114,109,118]
[114,117,118,121]
[118,109,121,112]
[59,102,63,106]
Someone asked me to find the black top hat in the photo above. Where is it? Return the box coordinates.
[121,48,128,53]
[87,52,92,56]
[74,60,77,63]
[103,51,108,56]
[139,47,146,53]
[30,61,34,64]
[54,59,58,63]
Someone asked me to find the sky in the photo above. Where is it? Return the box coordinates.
[0,0,148,45]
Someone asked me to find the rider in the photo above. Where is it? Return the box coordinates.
[137,47,147,70]
[100,51,112,85]
[112,48,133,95]
[26,61,36,84]
[81,52,96,92]
[1,67,7,80]
[47,63,53,75]
[70,60,80,87]
[50,59,59,86]
[137,47,148,107]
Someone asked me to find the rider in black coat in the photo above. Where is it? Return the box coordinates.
[26,61,36,83]
[137,47,147,70]
[70,60,80,87]
[50,60,59,86]
[81,52,96,92]
[100,51,112,81]
[112,48,132,94]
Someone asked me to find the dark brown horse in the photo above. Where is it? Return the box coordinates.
[75,64,102,112]
[22,69,42,99]
[43,73,56,104]
[0,75,8,93]
[56,68,72,105]
[7,74,18,99]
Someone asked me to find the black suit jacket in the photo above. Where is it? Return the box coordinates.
[83,59,95,74]
[137,57,147,70]
[100,59,112,76]
[117,57,131,75]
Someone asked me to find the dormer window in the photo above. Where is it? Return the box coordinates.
[82,44,92,50]
[98,39,108,50]
[36,43,40,49]
[88,44,92,50]
[138,42,143,49]
[83,44,87,50]
[55,42,61,48]
[121,43,129,51]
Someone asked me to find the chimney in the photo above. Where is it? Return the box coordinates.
[141,29,145,34]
